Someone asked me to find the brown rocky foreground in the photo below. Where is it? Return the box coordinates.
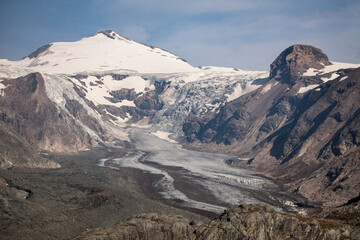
[75,202,360,240]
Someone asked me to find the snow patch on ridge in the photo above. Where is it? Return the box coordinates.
[260,82,276,94]
[299,61,359,94]
[340,76,348,81]
[226,80,261,102]
[303,62,360,77]
[297,84,319,94]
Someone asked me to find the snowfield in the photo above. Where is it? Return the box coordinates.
[3,31,196,75]
[297,84,319,94]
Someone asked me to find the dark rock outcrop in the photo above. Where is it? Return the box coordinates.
[24,44,52,59]
[270,44,331,84]
[134,91,164,111]
[109,88,138,101]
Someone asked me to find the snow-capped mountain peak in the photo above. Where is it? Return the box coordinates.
[6,30,196,75]
[0,30,270,150]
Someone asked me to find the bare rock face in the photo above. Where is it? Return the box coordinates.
[0,126,59,169]
[0,73,101,168]
[109,88,138,101]
[267,68,360,206]
[75,203,358,240]
[269,44,331,84]
[64,94,106,141]
[134,91,164,111]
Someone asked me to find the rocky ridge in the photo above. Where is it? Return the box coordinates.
[75,203,360,240]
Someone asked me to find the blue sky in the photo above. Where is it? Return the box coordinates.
[0,0,359,70]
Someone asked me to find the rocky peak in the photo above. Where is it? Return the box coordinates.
[270,44,331,84]
[24,44,52,59]
[98,30,118,40]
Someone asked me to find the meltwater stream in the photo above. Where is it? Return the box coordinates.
[99,128,279,213]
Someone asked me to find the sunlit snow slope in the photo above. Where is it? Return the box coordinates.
[0,30,196,75]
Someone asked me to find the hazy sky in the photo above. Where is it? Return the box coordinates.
[0,0,359,70]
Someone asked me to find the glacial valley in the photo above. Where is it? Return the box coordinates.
[0,30,359,239]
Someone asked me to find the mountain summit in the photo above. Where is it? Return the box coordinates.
[9,30,196,74]
[270,44,331,84]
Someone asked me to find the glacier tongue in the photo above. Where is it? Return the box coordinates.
[99,128,277,212]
